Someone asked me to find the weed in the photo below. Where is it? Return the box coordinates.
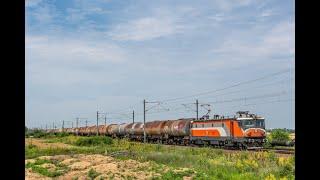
[88,168,101,179]
[153,169,194,180]
[27,144,37,149]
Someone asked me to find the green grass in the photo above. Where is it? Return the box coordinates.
[25,158,69,177]
[152,169,195,180]
[74,136,113,146]
[26,136,295,179]
[43,135,113,147]
[25,144,108,159]
[87,168,101,179]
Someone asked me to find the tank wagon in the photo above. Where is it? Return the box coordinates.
[89,125,98,135]
[78,127,86,136]
[46,111,266,149]
[98,125,108,135]
[123,122,144,140]
[106,124,119,137]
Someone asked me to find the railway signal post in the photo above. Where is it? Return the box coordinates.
[96,111,99,136]
[196,99,199,120]
[76,117,79,136]
[143,100,161,143]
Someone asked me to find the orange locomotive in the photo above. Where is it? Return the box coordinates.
[190,111,266,148]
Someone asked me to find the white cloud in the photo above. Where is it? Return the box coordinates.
[26,35,129,87]
[262,21,295,56]
[211,21,294,65]
[26,0,42,8]
[260,9,277,17]
[108,8,186,41]
[109,16,184,41]
[214,0,255,11]
[34,6,53,22]
[26,35,127,63]
[27,2,59,26]
[66,7,111,23]
[208,14,227,22]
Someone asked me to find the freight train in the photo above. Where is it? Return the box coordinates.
[47,111,266,149]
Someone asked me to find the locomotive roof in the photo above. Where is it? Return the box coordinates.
[237,117,264,120]
[191,117,237,122]
[191,116,264,122]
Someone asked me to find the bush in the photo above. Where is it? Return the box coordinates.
[270,129,290,142]
[55,132,70,138]
[26,129,47,138]
[74,136,113,146]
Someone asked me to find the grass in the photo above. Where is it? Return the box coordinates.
[43,135,113,146]
[25,143,107,159]
[25,158,69,177]
[152,169,195,180]
[87,168,101,179]
[26,136,295,179]
[74,136,113,146]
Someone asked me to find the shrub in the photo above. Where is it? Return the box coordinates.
[74,136,113,146]
[26,129,47,138]
[55,132,70,138]
[270,129,290,142]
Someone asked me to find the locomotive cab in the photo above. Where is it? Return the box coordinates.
[237,118,265,130]
[236,111,266,138]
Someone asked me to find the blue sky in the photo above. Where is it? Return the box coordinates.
[26,0,295,129]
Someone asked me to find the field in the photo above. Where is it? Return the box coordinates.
[25,135,295,180]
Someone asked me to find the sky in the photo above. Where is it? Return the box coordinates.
[25,0,295,129]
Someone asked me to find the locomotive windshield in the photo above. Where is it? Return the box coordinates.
[238,118,265,129]
[256,119,265,128]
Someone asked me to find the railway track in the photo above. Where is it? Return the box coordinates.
[146,142,295,155]
[259,147,295,154]
[213,147,295,155]
[212,146,294,155]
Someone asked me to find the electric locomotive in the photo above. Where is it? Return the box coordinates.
[190,111,266,148]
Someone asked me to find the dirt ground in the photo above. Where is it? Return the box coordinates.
[26,154,161,180]
[26,138,73,149]
[25,138,166,179]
